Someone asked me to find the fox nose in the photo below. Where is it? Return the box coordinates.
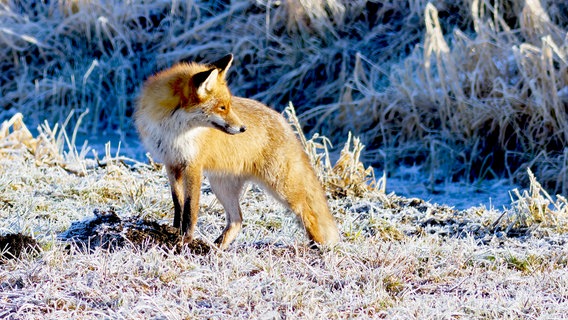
[239,126,247,133]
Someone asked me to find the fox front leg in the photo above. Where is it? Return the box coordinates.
[166,165,184,229]
[181,166,202,242]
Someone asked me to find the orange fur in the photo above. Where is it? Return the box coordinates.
[134,54,339,249]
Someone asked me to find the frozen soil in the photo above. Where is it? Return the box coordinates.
[0,234,39,262]
[58,208,211,255]
[0,154,567,319]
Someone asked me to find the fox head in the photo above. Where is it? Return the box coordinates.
[170,54,246,135]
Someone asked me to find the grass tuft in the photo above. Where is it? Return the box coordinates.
[285,103,385,199]
[505,168,568,233]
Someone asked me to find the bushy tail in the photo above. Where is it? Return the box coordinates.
[286,164,340,245]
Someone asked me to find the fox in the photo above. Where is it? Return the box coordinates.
[134,54,339,249]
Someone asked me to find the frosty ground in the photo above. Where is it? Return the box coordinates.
[1,135,567,319]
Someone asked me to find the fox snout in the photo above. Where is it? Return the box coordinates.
[213,121,247,135]
[209,113,246,135]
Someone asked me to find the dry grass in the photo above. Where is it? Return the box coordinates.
[314,0,568,194]
[2,0,567,193]
[285,103,385,199]
[1,109,568,319]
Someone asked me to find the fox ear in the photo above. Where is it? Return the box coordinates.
[194,68,219,99]
[210,54,233,79]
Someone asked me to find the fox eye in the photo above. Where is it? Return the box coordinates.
[219,105,226,111]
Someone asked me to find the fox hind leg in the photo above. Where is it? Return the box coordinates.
[209,175,245,249]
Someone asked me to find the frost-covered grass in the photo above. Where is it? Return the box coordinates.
[1,113,568,319]
[1,0,567,193]
[1,1,568,317]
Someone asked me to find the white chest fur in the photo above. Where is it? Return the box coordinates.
[140,116,206,166]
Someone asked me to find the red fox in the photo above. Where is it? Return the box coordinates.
[134,54,339,249]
